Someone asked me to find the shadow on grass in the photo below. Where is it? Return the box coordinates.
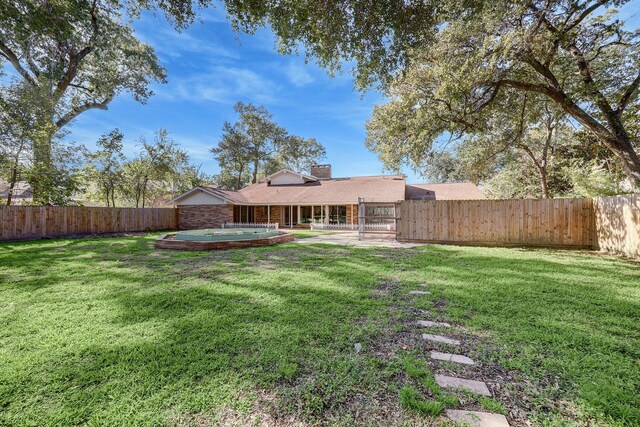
[1,238,638,425]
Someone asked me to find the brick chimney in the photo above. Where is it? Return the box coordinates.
[310,164,332,179]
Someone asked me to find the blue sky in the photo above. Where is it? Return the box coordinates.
[69,7,412,181]
[68,2,640,184]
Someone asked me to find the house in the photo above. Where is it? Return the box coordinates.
[0,181,33,205]
[171,164,484,229]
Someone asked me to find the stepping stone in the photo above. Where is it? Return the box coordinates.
[430,351,475,365]
[435,374,491,396]
[417,320,451,328]
[409,290,431,295]
[422,334,460,345]
[446,409,510,427]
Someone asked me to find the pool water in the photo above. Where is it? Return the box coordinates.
[175,228,279,242]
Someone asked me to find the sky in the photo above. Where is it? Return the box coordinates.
[62,2,640,184]
[68,7,413,182]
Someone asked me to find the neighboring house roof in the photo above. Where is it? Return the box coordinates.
[0,181,33,199]
[405,183,485,200]
[236,175,407,205]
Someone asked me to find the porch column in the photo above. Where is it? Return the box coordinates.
[297,205,301,225]
[267,205,270,224]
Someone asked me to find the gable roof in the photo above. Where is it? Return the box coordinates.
[405,182,485,200]
[238,175,406,205]
[260,169,318,183]
[0,181,32,199]
[171,185,242,204]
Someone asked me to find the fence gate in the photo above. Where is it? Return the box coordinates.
[357,197,398,241]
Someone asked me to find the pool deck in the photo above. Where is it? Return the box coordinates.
[292,231,423,248]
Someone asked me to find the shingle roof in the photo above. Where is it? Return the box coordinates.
[405,183,485,200]
[233,175,407,205]
[0,181,32,199]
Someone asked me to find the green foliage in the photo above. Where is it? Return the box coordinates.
[222,0,640,184]
[478,396,506,414]
[398,386,445,416]
[81,129,125,207]
[1,0,167,203]
[211,102,325,189]
[120,129,189,207]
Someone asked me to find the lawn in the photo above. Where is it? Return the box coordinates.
[0,235,638,426]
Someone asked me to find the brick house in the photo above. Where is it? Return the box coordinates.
[172,164,484,229]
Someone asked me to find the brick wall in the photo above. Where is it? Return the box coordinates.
[255,205,284,226]
[177,204,233,229]
[346,204,359,224]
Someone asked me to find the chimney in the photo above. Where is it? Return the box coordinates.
[310,164,332,179]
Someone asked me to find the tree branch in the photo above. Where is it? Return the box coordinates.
[55,97,112,129]
[0,40,37,86]
[54,0,100,98]
[618,70,640,112]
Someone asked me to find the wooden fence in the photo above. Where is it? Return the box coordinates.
[593,194,640,258]
[397,198,596,248]
[0,206,178,241]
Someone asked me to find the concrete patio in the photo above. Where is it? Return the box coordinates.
[293,231,423,248]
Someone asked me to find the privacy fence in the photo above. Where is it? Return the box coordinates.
[397,195,639,258]
[0,206,178,241]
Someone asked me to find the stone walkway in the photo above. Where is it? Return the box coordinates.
[409,284,511,426]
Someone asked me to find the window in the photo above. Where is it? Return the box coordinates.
[329,205,347,224]
[234,206,255,223]
[300,206,312,224]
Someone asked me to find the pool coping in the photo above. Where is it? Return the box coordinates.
[154,231,294,251]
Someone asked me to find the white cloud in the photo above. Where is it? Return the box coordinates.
[284,62,314,86]
[158,66,281,104]
[136,26,240,63]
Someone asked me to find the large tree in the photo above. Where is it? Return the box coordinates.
[0,0,168,203]
[211,102,325,190]
[209,0,640,188]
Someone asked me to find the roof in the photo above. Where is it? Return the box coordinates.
[171,185,245,204]
[0,181,32,199]
[260,169,318,183]
[405,183,485,201]
[237,175,406,205]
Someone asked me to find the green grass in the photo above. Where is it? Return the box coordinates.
[0,236,638,426]
[398,386,444,416]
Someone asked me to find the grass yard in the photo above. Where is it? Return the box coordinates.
[0,235,638,426]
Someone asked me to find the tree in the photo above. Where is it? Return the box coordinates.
[210,121,252,190]
[0,83,33,205]
[211,102,325,189]
[1,0,167,203]
[121,129,188,207]
[214,0,640,188]
[82,129,125,207]
[277,135,326,174]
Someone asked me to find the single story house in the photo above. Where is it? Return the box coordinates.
[172,164,484,229]
[0,181,33,205]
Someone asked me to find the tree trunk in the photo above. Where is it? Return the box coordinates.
[539,167,549,199]
[252,160,259,184]
[606,134,640,189]
[6,166,18,206]
[30,128,54,205]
